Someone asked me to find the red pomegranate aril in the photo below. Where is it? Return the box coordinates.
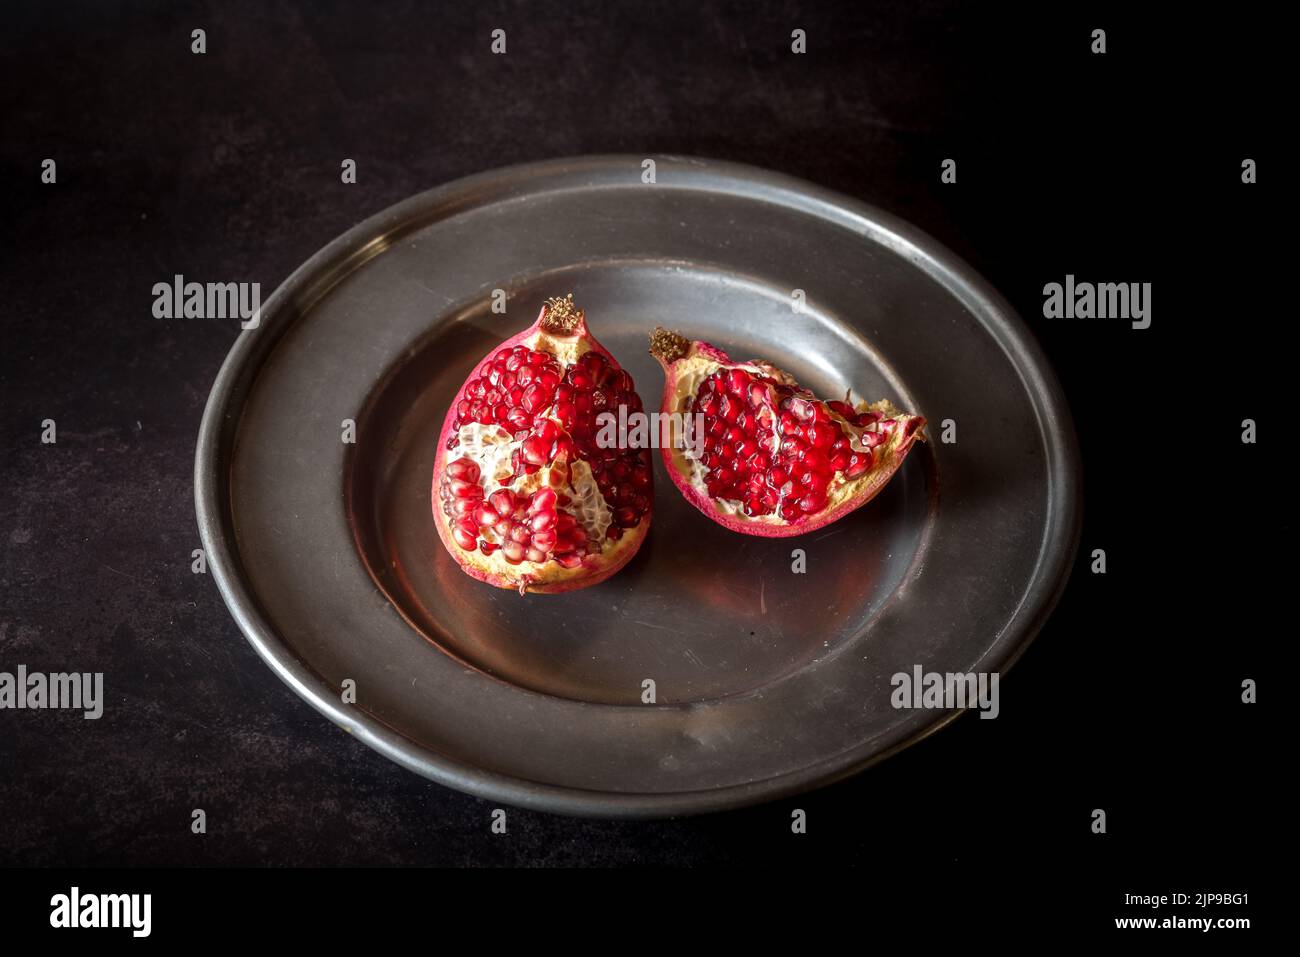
[489,489,515,517]
[446,458,480,482]
[448,478,480,499]
[521,435,551,466]
[844,452,872,477]
[521,383,550,414]
[799,491,827,513]
[452,520,478,550]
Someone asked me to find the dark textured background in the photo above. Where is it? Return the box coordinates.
[0,0,1281,880]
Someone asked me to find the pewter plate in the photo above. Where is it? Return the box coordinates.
[195,155,1080,817]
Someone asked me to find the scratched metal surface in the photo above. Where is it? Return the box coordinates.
[195,155,1080,816]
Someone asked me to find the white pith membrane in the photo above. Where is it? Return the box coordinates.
[439,328,640,589]
[665,351,922,523]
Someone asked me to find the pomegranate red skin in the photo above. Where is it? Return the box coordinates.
[432,300,651,594]
[650,330,925,538]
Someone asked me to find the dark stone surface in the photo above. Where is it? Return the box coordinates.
[0,1,1279,869]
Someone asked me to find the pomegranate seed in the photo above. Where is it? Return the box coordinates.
[479,541,498,555]
[448,478,481,499]
[719,394,739,423]
[844,452,872,477]
[452,520,477,550]
[521,382,552,414]
[501,540,525,564]
[786,397,815,422]
[489,489,515,516]
[803,448,830,472]
[446,458,480,482]
[555,436,577,461]
[799,491,827,513]
[535,419,560,444]
[521,434,551,466]
[531,527,557,549]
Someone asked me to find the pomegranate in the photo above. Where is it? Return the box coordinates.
[432,295,652,594]
[649,328,925,537]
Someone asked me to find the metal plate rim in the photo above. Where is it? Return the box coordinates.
[195,154,1082,818]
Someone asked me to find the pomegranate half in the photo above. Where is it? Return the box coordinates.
[649,328,925,537]
[432,296,652,594]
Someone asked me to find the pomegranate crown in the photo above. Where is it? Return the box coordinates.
[648,326,690,364]
[540,293,584,334]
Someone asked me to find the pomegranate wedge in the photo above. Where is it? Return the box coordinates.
[649,328,925,537]
[432,296,652,594]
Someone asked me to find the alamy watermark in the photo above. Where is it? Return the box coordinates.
[152,274,261,329]
[891,666,999,719]
[595,407,705,456]
[50,887,150,937]
[0,665,103,719]
[1043,275,1150,329]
